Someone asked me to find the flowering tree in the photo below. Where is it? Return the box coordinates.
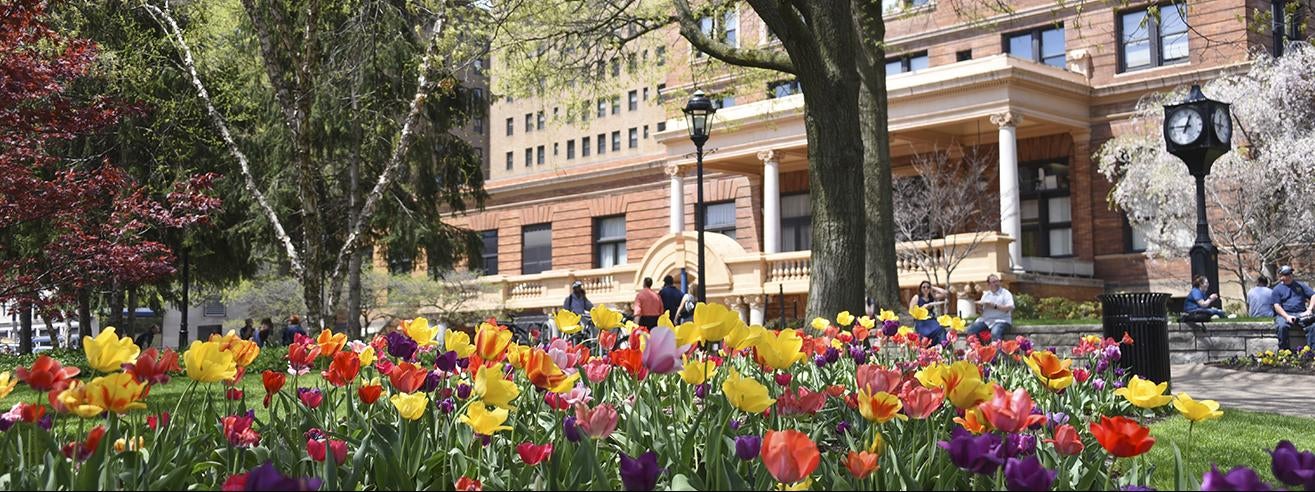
[0,0,218,352]
[1096,45,1315,298]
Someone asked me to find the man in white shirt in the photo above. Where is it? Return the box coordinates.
[965,274,1014,342]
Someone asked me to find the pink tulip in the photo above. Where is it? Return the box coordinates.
[641,326,687,374]
[978,385,1046,433]
[856,364,903,394]
[574,402,619,439]
[583,359,612,383]
[562,384,593,406]
[1046,424,1085,456]
[900,385,944,420]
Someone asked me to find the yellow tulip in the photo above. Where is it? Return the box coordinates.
[722,370,775,413]
[724,324,764,351]
[679,358,717,385]
[947,378,995,410]
[84,372,148,414]
[84,327,141,373]
[949,317,967,332]
[868,432,886,455]
[926,361,993,409]
[506,343,530,369]
[460,402,513,435]
[56,381,104,418]
[810,317,830,331]
[590,305,623,330]
[184,340,237,383]
[937,314,953,327]
[777,478,813,491]
[1114,376,1174,409]
[857,389,907,423]
[445,330,475,358]
[358,346,376,367]
[114,436,145,453]
[915,363,948,389]
[229,339,260,368]
[857,316,876,329]
[836,311,855,327]
[622,319,640,335]
[694,303,733,342]
[0,371,14,399]
[674,321,703,347]
[897,326,915,337]
[553,309,583,334]
[473,365,520,409]
[909,305,930,321]
[1172,392,1223,422]
[754,329,804,370]
[390,392,429,421]
[657,312,674,328]
[879,310,899,323]
[1023,350,1074,392]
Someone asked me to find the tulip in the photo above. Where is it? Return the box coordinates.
[384,331,418,360]
[323,351,361,387]
[307,438,347,465]
[1089,415,1155,458]
[54,381,104,418]
[287,341,321,372]
[939,427,1005,475]
[1200,465,1273,491]
[0,372,12,399]
[65,425,106,461]
[836,311,855,327]
[754,329,804,370]
[776,386,827,417]
[298,388,323,409]
[184,340,238,383]
[857,364,904,394]
[735,435,761,460]
[563,415,583,443]
[525,348,580,393]
[123,348,181,385]
[724,323,764,351]
[357,379,384,405]
[16,355,80,392]
[810,317,830,331]
[590,305,623,331]
[222,411,260,447]
[404,317,440,346]
[1004,456,1056,491]
[678,358,716,385]
[79,372,145,414]
[642,326,687,374]
[455,476,483,491]
[459,402,513,435]
[517,442,554,466]
[390,391,429,421]
[445,330,476,358]
[313,329,347,358]
[1046,424,1085,456]
[1024,350,1074,391]
[583,359,612,383]
[475,322,513,361]
[856,390,906,424]
[225,388,244,400]
[389,361,429,394]
[761,429,820,484]
[1172,392,1223,422]
[619,450,663,491]
[228,339,261,368]
[695,303,738,342]
[722,370,775,414]
[978,386,1046,433]
[239,462,322,491]
[900,385,944,420]
[909,304,930,321]
[1270,440,1315,489]
[474,365,520,409]
[554,309,583,334]
[843,450,879,478]
[574,402,619,439]
[146,412,169,431]
[1113,376,1173,409]
[83,327,142,373]
[610,347,647,381]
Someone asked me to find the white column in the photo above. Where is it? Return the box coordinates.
[733,297,750,323]
[748,296,765,326]
[991,111,1024,272]
[759,150,781,254]
[666,164,685,233]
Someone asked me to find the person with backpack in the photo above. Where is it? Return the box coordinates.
[674,282,700,325]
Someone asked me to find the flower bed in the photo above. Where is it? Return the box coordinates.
[0,303,1311,491]
[1212,347,1315,374]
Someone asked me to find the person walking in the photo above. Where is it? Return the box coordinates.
[910,281,949,345]
[1248,276,1275,318]
[134,324,160,349]
[658,275,684,323]
[239,319,255,340]
[633,277,663,329]
[674,282,700,324]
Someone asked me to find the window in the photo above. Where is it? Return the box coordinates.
[1019,160,1073,258]
[387,249,414,274]
[597,98,607,118]
[505,118,514,136]
[521,223,552,274]
[524,148,533,168]
[656,46,666,65]
[714,95,736,109]
[656,121,667,132]
[956,49,973,62]
[567,140,576,159]
[611,58,621,77]
[628,128,638,148]
[768,79,801,98]
[702,201,737,238]
[642,125,649,139]
[525,113,533,132]
[1124,214,1148,253]
[553,142,559,156]
[479,230,498,275]
[582,138,591,157]
[536,111,545,130]
[1006,25,1066,68]
[642,87,649,101]
[505,151,513,170]
[611,131,621,151]
[657,83,667,103]
[594,215,627,268]
[696,17,714,58]
[474,116,483,134]
[883,0,930,14]
[628,90,638,111]
[781,193,812,252]
[724,9,739,47]
[536,145,545,165]
[1118,3,1188,72]
[885,52,929,75]
[627,53,637,73]
[553,107,559,120]
[597,134,606,155]
[611,96,620,115]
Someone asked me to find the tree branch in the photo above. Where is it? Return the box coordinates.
[672,0,794,74]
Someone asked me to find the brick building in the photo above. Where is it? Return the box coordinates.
[447,0,1290,321]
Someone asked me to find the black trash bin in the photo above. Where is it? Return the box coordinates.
[1098,293,1172,385]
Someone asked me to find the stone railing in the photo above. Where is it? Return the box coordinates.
[1013,321,1278,365]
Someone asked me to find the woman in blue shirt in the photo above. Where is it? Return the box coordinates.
[910,281,948,345]
[1184,276,1227,319]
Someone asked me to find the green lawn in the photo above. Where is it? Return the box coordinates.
[1146,408,1315,490]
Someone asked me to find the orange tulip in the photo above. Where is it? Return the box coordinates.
[317,329,347,358]
[525,348,579,393]
[856,390,907,424]
[953,408,992,434]
[843,450,879,478]
[324,351,361,387]
[761,429,820,484]
[1089,415,1155,458]
[389,361,428,394]
[475,322,513,361]
[1024,350,1075,391]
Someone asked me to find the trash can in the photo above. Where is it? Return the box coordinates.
[1098,293,1172,385]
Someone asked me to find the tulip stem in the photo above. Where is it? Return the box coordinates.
[1105,457,1115,491]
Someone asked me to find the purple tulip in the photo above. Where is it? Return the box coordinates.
[421,371,444,393]
[1092,378,1106,391]
[1028,408,1047,431]
[939,427,1005,475]
[385,331,418,360]
[1095,359,1110,373]
[734,435,761,460]
[618,450,663,491]
[728,419,742,431]
[694,383,708,399]
[438,398,456,414]
[882,319,900,337]
[1201,465,1272,491]
[1121,486,1156,491]
[1004,433,1037,458]
[849,347,868,364]
[1004,456,1056,491]
[1271,440,1315,489]
[37,414,52,431]
[1113,366,1126,378]
[456,382,472,400]
[244,461,323,491]
[563,415,582,443]
[1047,411,1070,429]
[434,350,459,372]
[1018,338,1033,352]
[835,420,852,435]
[981,365,992,380]
[814,355,828,367]
[824,347,839,363]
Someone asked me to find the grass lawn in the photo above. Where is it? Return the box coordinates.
[1146,408,1315,490]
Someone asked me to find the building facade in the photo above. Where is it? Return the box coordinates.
[449,0,1287,321]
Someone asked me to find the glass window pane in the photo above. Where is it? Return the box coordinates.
[1124,39,1151,69]
[1042,28,1065,65]
[1160,4,1188,35]
[724,10,738,46]
[617,242,627,265]
[1008,33,1034,60]
[781,194,811,219]
[1047,197,1072,223]
[1048,228,1073,256]
[1121,11,1149,43]
[1021,228,1041,257]
[885,60,904,76]
[909,55,929,71]
[705,202,736,228]
[1021,200,1040,221]
[1161,32,1189,61]
[599,246,615,268]
[1130,224,1148,251]
[882,0,900,14]
[597,216,626,240]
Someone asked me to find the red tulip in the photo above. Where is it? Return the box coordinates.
[389,361,428,394]
[146,412,170,431]
[1089,415,1154,458]
[307,438,348,465]
[19,402,46,423]
[357,383,383,404]
[123,348,181,385]
[262,370,285,408]
[16,355,80,392]
[288,341,321,371]
[324,351,361,387]
[1047,424,1085,456]
[516,442,554,466]
[843,450,879,478]
[761,429,820,484]
[775,386,826,416]
[225,388,244,401]
[598,330,617,351]
[978,386,1045,433]
[455,476,482,491]
[574,402,619,439]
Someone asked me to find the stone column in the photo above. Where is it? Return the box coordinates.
[748,295,765,326]
[758,150,781,254]
[666,163,685,233]
[729,296,749,323]
[991,111,1024,272]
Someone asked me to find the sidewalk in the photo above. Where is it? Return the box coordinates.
[1171,364,1315,417]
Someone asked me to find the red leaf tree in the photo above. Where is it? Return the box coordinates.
[0,0,219,352]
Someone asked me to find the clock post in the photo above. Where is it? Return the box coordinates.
[1163,84,1232,305]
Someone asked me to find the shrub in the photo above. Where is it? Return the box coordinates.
[0,348,91,374]
[1012,293,1101,321]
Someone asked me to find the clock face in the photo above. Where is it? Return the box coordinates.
[1213,107,1232,145]
[1167,108,1203,145]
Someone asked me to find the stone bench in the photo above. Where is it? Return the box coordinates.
[1012,321,1282,364]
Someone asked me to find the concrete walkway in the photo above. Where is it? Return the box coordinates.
[1171,364,1315,417]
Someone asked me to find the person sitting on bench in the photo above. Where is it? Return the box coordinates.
[1182,275,1227,322]
[1271,265,1315,350]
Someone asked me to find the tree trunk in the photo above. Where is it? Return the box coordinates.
[347,85,364,339]
[78,287,91,346]
[41,313,57,349]
[18,303,31,355]
[127,285,138,333]
[853,0,901,312]
[108,280,123,329]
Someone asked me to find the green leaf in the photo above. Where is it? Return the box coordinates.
[668,473,698,491]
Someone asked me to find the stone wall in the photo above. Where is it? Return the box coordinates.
[1012,321,1281,365]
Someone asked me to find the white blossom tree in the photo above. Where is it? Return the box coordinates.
[1097,44,1315,299]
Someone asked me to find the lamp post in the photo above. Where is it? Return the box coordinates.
[683,90,716,302]
[1163,84,1232,304]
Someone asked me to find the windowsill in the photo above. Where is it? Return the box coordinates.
[883,2,935,20]
[1113,59,1190,78]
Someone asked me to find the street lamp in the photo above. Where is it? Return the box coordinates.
[683,90,716,302]
[1163,84,1232,303]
